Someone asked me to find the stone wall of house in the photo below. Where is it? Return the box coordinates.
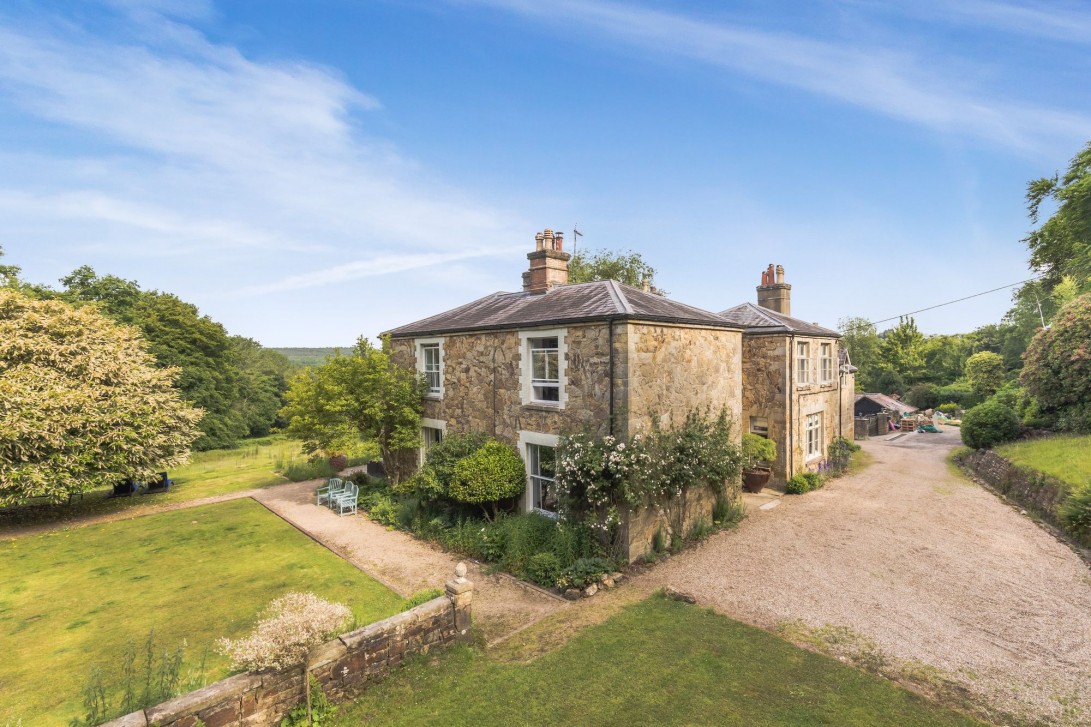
[741,335,853,486]
[622,484,720,562]
[792,382,844,477]
[390,323,613,445]
[740,335,788,484]
[102,574,473,727]
[620,323,743,439]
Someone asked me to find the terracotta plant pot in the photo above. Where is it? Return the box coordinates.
[742,467,772,493]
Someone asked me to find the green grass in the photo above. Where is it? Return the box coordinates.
[0,437,308,532]
[0,498,404,725]
[996,434,1091,489]
[333,596,983,727]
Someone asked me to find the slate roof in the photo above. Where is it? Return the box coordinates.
[854,393,918,415]
[717,302,840,337]
[385,280,740,338]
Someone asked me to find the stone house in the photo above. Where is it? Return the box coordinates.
[720,264,856,486]
[385,230,852,557]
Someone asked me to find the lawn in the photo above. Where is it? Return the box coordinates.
[334,596,982,727]
[0,498,405,726]
[996,434,1091,489]
[0,437,318,533]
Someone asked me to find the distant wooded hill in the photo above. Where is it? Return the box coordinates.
[271,347,346,366]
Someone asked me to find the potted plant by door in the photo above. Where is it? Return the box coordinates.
[741,433,776,493]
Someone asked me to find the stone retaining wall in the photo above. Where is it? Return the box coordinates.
[955,449,1072,531]
[623,484,720,562]
[102,571,473,727]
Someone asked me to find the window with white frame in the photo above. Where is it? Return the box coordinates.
[527,443,557,512]
[796,341,811,385]
[529,336,560,403]
[419,419,446,465]
[820,342,833,383]
[421,343,441,395]
[805,413,823,460]
[422,426,443,450]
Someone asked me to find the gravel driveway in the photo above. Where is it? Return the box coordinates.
[645,427,1091,726]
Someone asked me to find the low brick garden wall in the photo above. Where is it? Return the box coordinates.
[955,449,1072,531]
[102,569,473,727]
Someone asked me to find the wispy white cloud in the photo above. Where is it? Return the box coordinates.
[237,246,524,296]
[469,0,1090,153]
[0,3,525,291]
[846,0,1091,45]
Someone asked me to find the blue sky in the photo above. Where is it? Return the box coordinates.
[1,0,1088,345]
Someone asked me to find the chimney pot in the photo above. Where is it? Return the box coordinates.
[756,262,791,315]
[523,228,571,293]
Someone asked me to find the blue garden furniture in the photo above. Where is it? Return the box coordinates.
[112,479,140,497]
[330,481,358,517]
[316,477,345,507]
[144,472,174,494]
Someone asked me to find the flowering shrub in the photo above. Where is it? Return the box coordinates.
[218,593,352,672]
[555,409,742,550]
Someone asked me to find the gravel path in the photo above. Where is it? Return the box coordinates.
[253,481,564,646]
[644,427,1091,726]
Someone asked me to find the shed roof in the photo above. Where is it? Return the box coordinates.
[854,393,918,415]
[385,280,740,338]
[717,302,840,337]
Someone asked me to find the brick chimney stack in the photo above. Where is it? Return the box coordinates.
[522,228,570,294]
[756,263,791,315]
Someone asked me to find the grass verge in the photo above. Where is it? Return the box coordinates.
[333,595,983,726]
[996,434,1091,490]
[0,498,404,725]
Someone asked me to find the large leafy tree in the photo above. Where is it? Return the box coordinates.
[568,248,665,293]
[1020,293,1091,432]
[281,337,425,482]
[877,317,925,385]
[0,290,203,505]
[964,351,1005,399]
[43,266,293,449]
[1024,141,1091,293]
[230,336,294,437]
[838,316,880,389]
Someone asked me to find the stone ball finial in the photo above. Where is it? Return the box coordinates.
[455,562,467,579]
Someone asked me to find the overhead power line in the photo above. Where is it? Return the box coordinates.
[867,275,1042,327]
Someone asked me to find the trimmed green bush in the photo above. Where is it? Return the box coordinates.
[961,399,1021,449]
[450,441,526,517]
[786,471,821,494]
[422,432,490,498]
[526,552,563,587]
[937,403,960,415]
